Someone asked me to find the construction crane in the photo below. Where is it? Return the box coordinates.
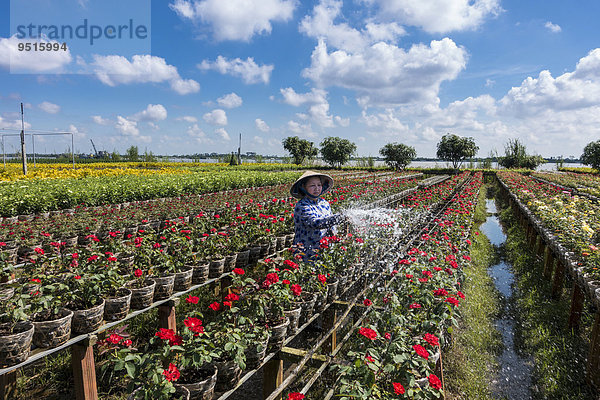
[90,139,98,156]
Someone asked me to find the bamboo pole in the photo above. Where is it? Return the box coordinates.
[568,284,585,330]
[551,261,566,299]
[543,247,555,279]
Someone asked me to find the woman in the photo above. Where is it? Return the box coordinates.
[290,171,345,260]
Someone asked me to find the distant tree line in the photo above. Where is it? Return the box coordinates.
[281,133,600,172]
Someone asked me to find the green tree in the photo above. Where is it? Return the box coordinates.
[126,145,139,162]
[111,150,122,161]
[320,137,356,168]
[379,143,416,170]
[581,140,600,171]
[282,136,318,165]
[436,134,479,170]
[498,138,545,170]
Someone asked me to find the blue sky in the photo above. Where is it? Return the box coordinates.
[1,0,600,158]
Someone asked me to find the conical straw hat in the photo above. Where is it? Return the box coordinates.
[290,170,334,199]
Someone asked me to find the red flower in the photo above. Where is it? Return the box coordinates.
[393,382,405,395]
[433,288,448,297]
[291,284,302,296]
[413,344,429,359]
[106,333,123,344]
[224,293,239,301]
[445,296,459,306]
[233,268,245,275]
[287,393,304,400]
[34,247,44,255]
[74,275,81,280]
[162,363,181,382]
[223,301,232,307]
[30,278,41,283]
[122,339,132,347]
[317,274,326,284]
[183,295,199,305]
[456,291,465,299]
[358,327,377,340]
[155,328,183,346]
[384,332,391,340]
[184,317,204,334]
[424,333,439,347]
[363,298,372,306]
[134,269,143,278]
[283,259,299,270]
[266,273,279,284]
[428,374,442,390]
[209,302,221,311]
[282,279,291,285]
[365,354,374,363]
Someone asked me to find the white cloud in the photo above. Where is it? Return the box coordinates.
[281,87,327,106]
[177,116,198,123]
[300,0,405,53]
[92,115,110,125]
[115,116,140,136]
[215,128,231,141]
[499,49,600,116]
[335,115,350,127]
[253,135,264,145]
[169,0,296,41]
[302,38,467,107]
[544,21,561,33]
[287,120,316,138]
[187,124,209,141]
[131,104,168,121]
[39,101,60,114]
[365,0,502,34]
[361,109,410,138]
[0,115,31,130]
[485,78,495,87]
[203,109,228,126]
[92,54,200,95]
[148,122,160,130]
[198,56,273,84]
[255,118,270,132]
[68,124,86,139]
[217,92,243,108]
[0,35,72,73]
[171,78,201,95]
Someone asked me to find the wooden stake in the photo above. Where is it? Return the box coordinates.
[587,312,600,387]
[0,370,17,400]
[158,299,179,332]
[263,358,283,400]
[551,261,566,300]
[568,283,585,330]
[543,247,554,279]
[322,307,337,354]
[72,335,98,400]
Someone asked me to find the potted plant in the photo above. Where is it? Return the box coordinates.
[0,292,33,367]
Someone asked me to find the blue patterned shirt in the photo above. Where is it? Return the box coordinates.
[293,197,340,259]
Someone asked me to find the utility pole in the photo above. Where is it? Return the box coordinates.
[237,133,241,165]
[20,102,27,175]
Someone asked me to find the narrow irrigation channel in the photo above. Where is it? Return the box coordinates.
[480,198,533,399]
